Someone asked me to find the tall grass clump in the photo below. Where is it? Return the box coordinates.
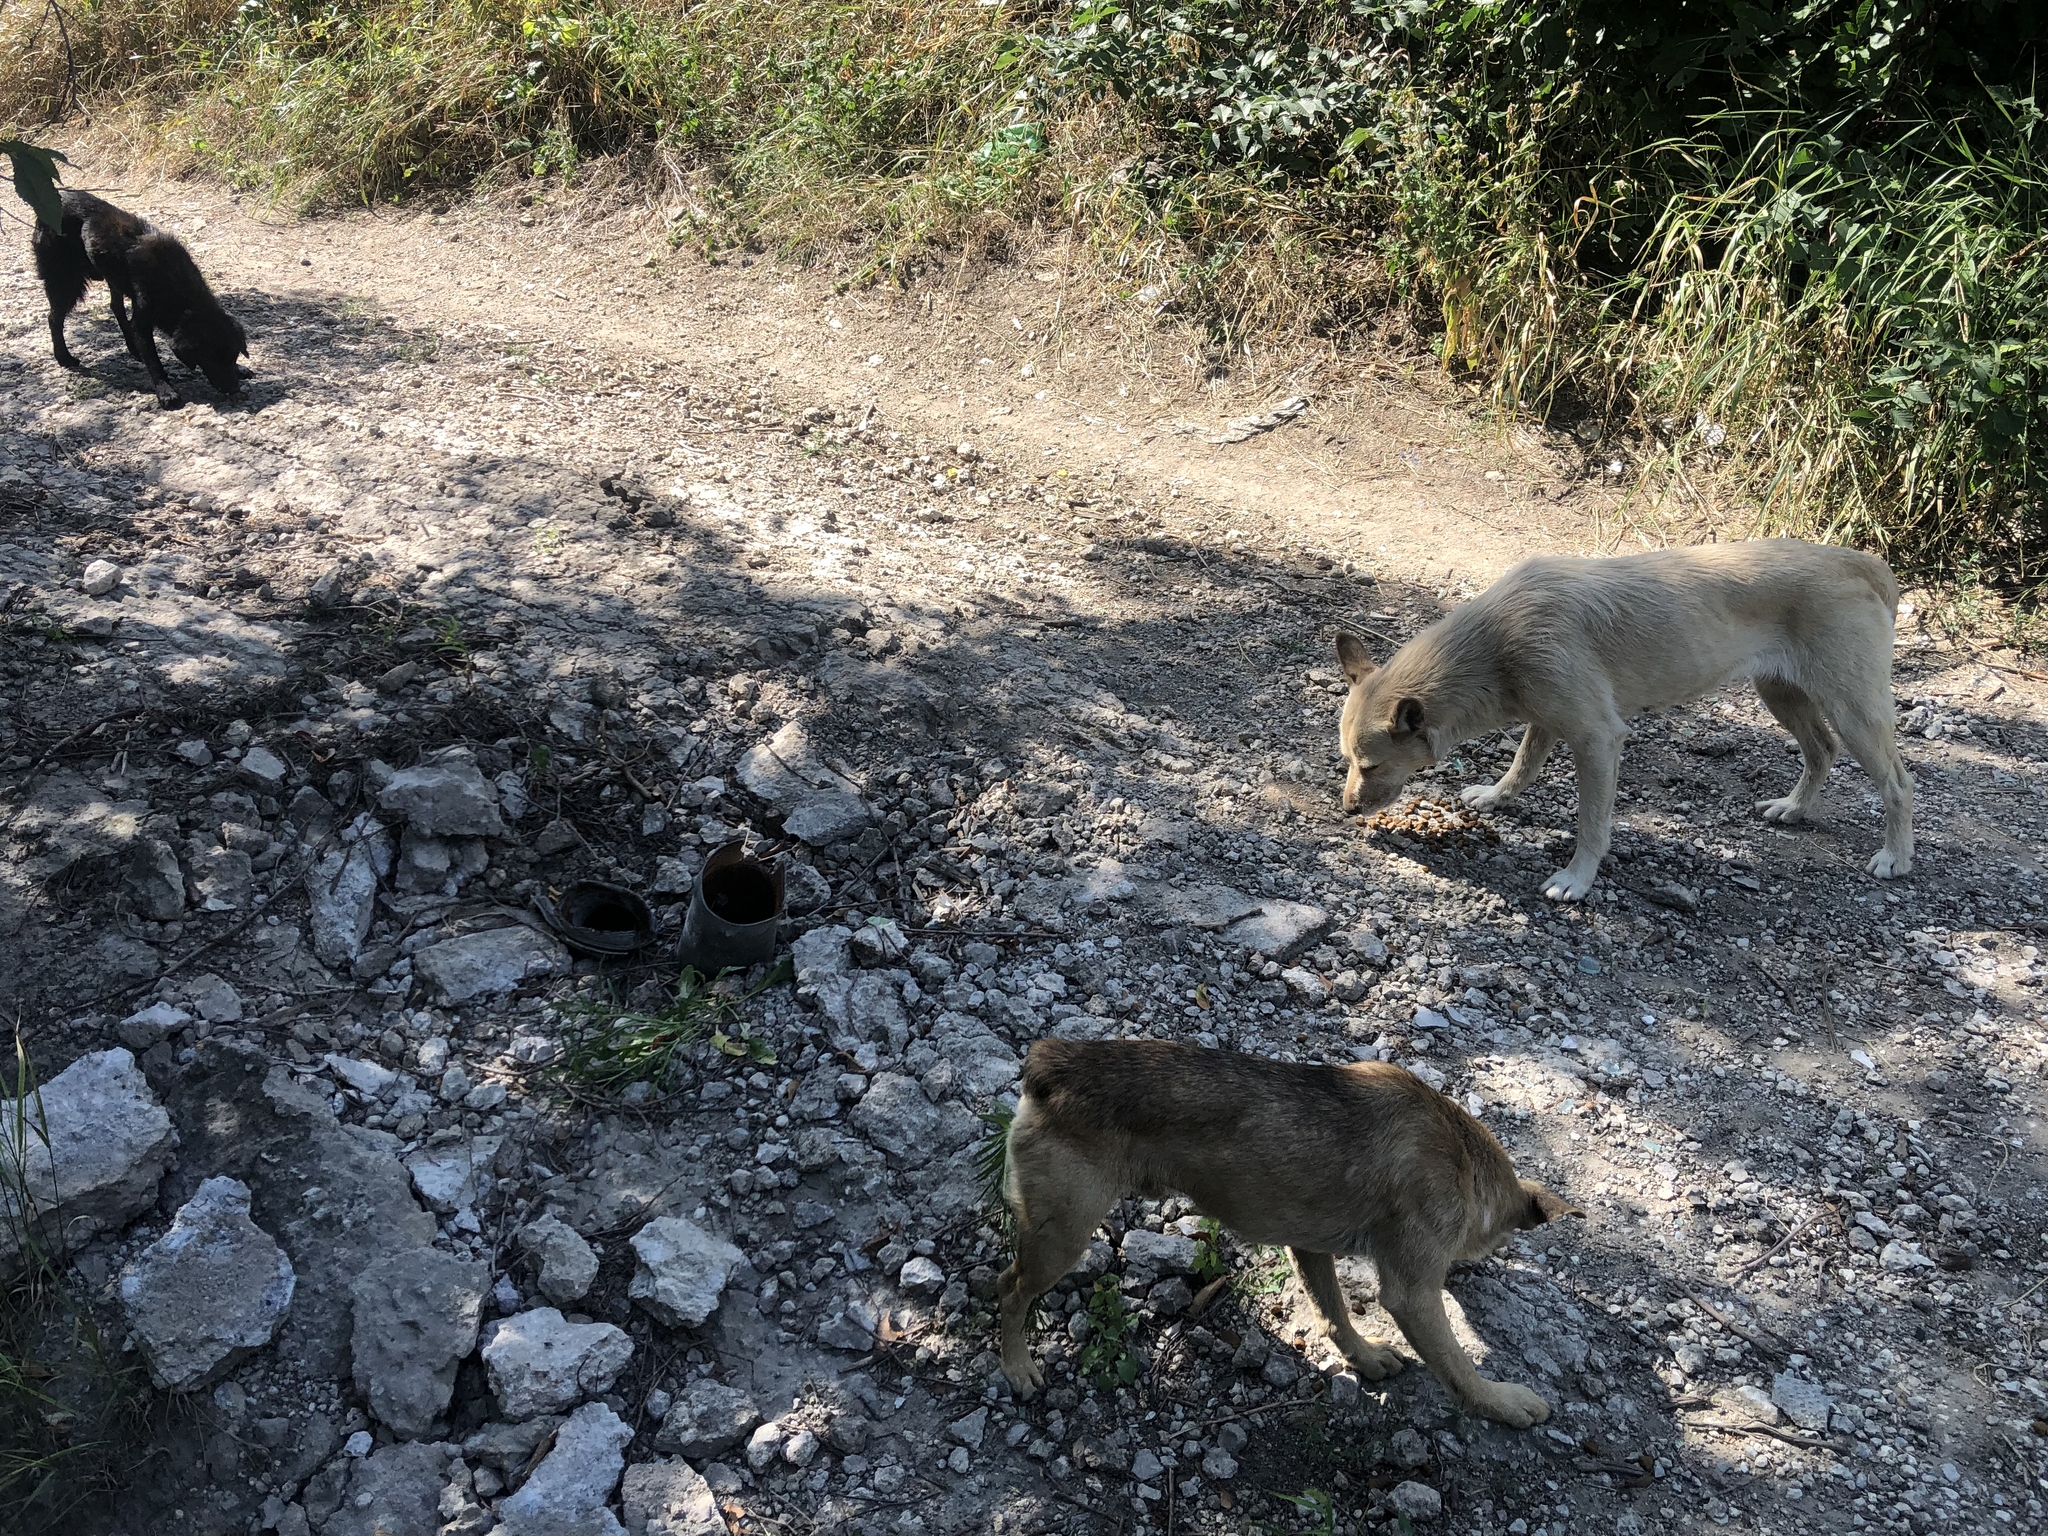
[0,0,2041,583]
[1,1034,142,1531]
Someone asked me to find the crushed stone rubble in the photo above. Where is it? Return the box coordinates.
[1,207,2046,1536]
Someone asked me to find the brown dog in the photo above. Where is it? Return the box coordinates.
[997,1040,1581,1427]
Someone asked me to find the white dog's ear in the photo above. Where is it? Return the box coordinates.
[1334,632,1376,685]
[1391,697,1425,736]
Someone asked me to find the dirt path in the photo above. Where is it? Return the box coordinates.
[3,164,2047,1536]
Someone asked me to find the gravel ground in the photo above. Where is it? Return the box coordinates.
[3,171,2048,1536]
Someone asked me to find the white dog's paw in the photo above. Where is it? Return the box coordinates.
[1470,1380,1552,1429]
[1542,867,1595,902]
[1460,783,1508,811]
[1867,849,1912,879]
[1756,795,1810,824]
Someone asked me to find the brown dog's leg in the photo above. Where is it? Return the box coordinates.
[1376,1267,1551,1428]
[1288,1249,1405,1379]
[1830,694,1915,877]
[997,1143,1119,1398]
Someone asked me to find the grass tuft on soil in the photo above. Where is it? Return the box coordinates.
[1,1,2044,587]
[1,1033,145,1534]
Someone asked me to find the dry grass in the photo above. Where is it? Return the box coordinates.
[2,0,2042,594]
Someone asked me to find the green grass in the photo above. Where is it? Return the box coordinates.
[974,1102,1016,1239]
[2,1,2042,588]
[1,1033,146,1532]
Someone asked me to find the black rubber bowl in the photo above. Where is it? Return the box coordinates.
[547,879,656,956]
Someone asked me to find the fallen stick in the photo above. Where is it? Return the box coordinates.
[1735,1205,1839,1278]
[1685,1289,1790,1359]
[1682,1416,1833,1452]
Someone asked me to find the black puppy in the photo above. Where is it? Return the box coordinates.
[32,189,249,408]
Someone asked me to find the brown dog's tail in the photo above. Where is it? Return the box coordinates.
[1019,1038,1085,1104]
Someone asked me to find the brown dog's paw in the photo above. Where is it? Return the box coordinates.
[1000,1350,1044,1399]
[1342,1340,1407,1381]
[1471,1380,1551,1428]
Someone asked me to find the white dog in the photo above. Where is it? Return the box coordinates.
[1334,539,1914,900]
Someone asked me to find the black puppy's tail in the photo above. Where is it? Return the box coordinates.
[31,222,89,322]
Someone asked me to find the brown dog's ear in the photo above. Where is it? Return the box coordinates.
[1335,632,1376,685]
[1391,697,1425,736]
[1518,1181,1586,1228]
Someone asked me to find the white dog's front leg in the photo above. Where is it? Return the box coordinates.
[1461,724,1557,811]
[1543,729,1622,901]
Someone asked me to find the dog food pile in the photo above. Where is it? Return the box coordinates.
[1368,795,1502,852]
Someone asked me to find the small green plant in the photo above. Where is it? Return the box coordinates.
[1078,1276,1141,1392]
[1193,1216,1228,1283]
[531,523,565,557]
[974,1103,1015,1238]
[708,1020,778,1067]
[1244,1246,1292,1297]
[554,964,778,1092]
[527,743,554,783]
[430,614,470,666]
[1271,1488,1338,1536]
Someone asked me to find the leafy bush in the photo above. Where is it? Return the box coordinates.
[2,0,2041,580]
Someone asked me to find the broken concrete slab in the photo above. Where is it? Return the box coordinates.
[518,1214,599,1305]
[305,822,391,969]
[12,772,148,880]
[350,1248,488,1439]
[629,1216,746,1328]
[149,1041,436,1379]
[119,1176,296,1391]
[412,925,569,1002]
[125,837,187,921]
[403,1135,501,1216]
[782,792,872,846]
[183,972,244,1024]
[376,758,507,838]
[496,1401,633,1536]
[1219,899,1332,959]
[1,1046,177,1275]
[306,1438,461,1536]
[481,1307,634,1419]
[651,1378,760,1459]
[621,1458,725,1536]
[736,721,861,808]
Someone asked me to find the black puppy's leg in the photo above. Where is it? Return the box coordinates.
[47,307,85,372]
[34,242,88,371]
[123,296,185,408]
[106,287,146,363]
